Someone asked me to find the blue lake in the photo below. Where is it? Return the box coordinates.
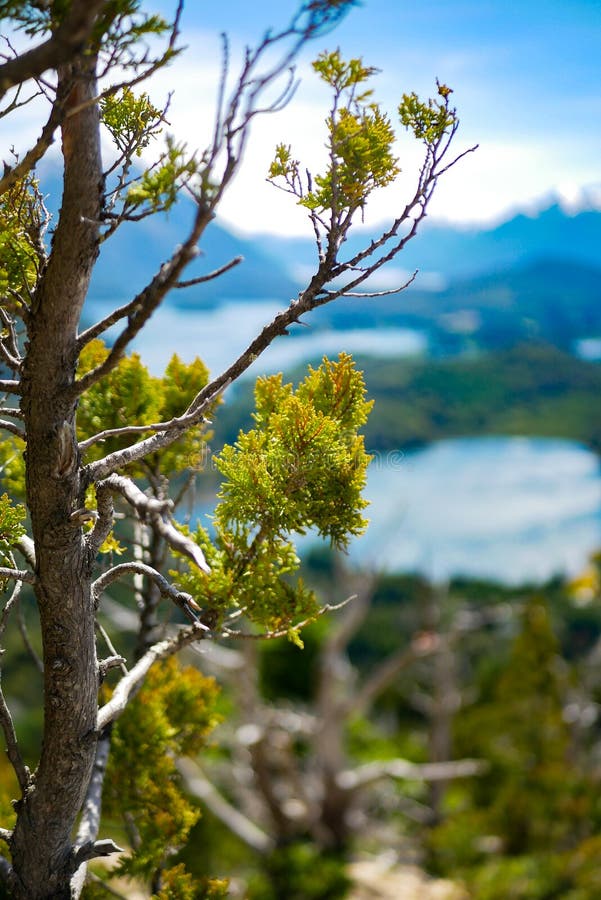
[120,299,427,376]
[86,299,601,585]
[347,437,601,584]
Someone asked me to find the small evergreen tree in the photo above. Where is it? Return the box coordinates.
[0,2,470,895]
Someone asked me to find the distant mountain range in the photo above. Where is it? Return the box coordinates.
[260,201,601,282]
[309,257,601,354]
[61,174,601,355]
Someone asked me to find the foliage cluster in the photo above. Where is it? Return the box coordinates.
[174,353,372,634]
[96,658,224,896]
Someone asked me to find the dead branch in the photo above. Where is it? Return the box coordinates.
[174,255,243,288]
[93,474,210,574]
[92,560,202,622]
[71,731,116,897]
[76,296,152,351]
[0,380,21,395]
[0,99,65,197]
[344,634,441,719]
[177,757,274,854]
[0,420,25,439]
[97,621,210,730]
[72,207,212,399]
[0,685,29,793]
[14,535,35,569]
[0,567,35,585]
[336,757,487,792]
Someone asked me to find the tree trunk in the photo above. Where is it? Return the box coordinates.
[9,58,103,899]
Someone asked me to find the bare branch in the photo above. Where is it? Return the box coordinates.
[174,254,243,288]
[344,633,441,719]
[14,535,35,570]
[177,757,274,854]
[220,597,353,641]
[65,1,184,122]
[87,482,114,559]
[97,621,210,730]
[85,873,129,900]
[71,731,115,897]
[323,270,418,299]
[0,380,21,395]
[0,567,35,585]
[336,757,486,792]
[93,561,203,622]
[72,207,211,398]
[0,685,30,793]
[0,99,65,197]
[0,420,25,439]
[93,474,210,574]
[96,621,128,677]
[76,296,150,351]
[0,577,22,640]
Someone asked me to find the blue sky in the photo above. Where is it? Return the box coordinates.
[6,0,600,236]
[145,0,600,235]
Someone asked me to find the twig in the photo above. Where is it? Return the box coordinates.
[72,202,212,400]
[97,621,210,730]
[0,685,29,793]
[0,98,65,197]
[219,597,354,641]
[93,561,204,622]
[174,255,243,288]
[177,757,274,854]
[76,296,148,351]
[0,577,22,640]
[85,873,129,899]
[336,757,486,792]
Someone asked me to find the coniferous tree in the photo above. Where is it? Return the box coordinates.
[0,2,470,895]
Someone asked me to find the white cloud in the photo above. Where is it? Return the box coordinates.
[1,24,598,239]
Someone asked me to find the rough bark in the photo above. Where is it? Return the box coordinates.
[10,57,103,899]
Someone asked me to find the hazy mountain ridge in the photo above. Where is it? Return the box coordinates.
[309,256,601,353]
[79,186,601,354]
[259,201,601,281]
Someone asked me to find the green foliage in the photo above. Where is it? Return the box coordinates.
[100,658,220,890]
[154,864,229,899]
[77,340,210,476]
[269,51,456,222]
[173,354,372,633]
[0,493,25,585]
[0,437,25,501]
[218,353,371,544]
[0,0,170,48]
[0,174,42,298]
[126,136,198,212]
[101,87,164,157]
[398,81,456,143]
[429,598,601,899]
[270,50,400,215]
